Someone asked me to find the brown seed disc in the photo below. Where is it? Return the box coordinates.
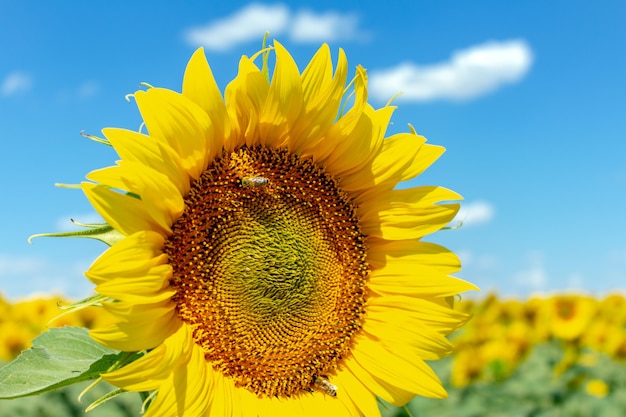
[164,146,369,397]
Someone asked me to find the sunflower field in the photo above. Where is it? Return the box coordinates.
[1,292,625,417]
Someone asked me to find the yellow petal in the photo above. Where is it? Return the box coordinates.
[362,312,454,360]
[96,280,176,304]
[134,88,217,179]
[367,239,461,272]
[359,186,462,240]
[144,344,212,417]
[294,391,351,417]
[311,65,369,164]
[89,261,171,296]
[206,372,234,417]
[368,265,477,297]
[343,355,415,406]
[143,380,179,417]
[403,142,445,182]
[103,127,189,195]
[224,56,269,149]
[235,385,261,417]
[340,131,427,192]
[301,44,333,104]
[86,161,184,235]
[351,334,447,399]
[323,105,394,180]
[182,47,230,144]
[290,46,348,154]
[259,41,304,148]
[333,369,381,417]
[365,239,477,297]
[86,231,167,283]
[256,395,302,417]
[367,295,470,334]
[103,324,192,391]
[368,275,476,298]
[81,182,166,237]
[91,300,180,351]
[360,186,462,219]
[367,203,460,240]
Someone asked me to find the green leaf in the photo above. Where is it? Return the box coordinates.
[0,326,122,399]
[28,223,124,247]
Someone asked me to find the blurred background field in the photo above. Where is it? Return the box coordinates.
[1,293,625,417]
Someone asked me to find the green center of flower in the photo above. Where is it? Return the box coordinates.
[165,146,369,397]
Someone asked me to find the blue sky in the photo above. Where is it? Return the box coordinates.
[1,0,625,300]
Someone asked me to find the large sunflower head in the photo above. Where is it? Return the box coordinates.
[82,41,476,416]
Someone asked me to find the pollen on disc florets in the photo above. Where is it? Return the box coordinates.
[164,146,370,397]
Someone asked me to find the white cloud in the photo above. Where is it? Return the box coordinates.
[184,4,290,51]
[454,200,495,227]
[1,71,32,96]
[0,254,46,277]
[608,249,626,264]
[290,10,362,42]
[565,273,584,290]
[476,254,498,271]
[514,251,548,290]
[456,249,473,266]
[56,81,101,104]
[0,253,94,301]
[457,250,498,271]
[184,4,364,51]
[369,39,533,102]
[519,266,547,289]
[77,81,99,98]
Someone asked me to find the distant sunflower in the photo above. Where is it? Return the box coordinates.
[585,379,609,398]
[82,41,475,416]
[545,295,596,341]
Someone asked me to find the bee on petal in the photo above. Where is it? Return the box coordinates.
[312,376,337,397]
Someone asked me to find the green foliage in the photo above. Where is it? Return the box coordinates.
[0,327,122,399]
[381,341,626,417]
[0,380,141,417]
[3,334,626,416]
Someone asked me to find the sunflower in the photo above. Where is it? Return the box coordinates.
[542,295,596,342]
[585,379,609,398]
[81,41,475,416]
